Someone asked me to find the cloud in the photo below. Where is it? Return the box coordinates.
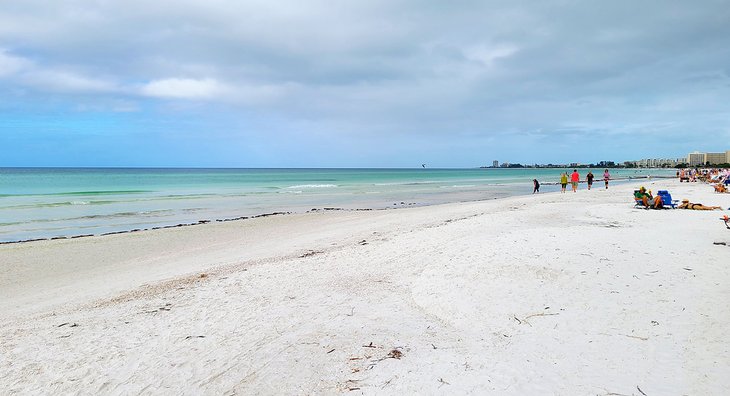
[462,44,519,67]
[22,69,118,93]
[140,78,225,99]
[0,1,729,165]
[0,49,30,76]
[0,47,119,93]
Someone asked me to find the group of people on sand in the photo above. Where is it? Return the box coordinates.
[634,186,723,210]
[531,169,611,194]
[557,169,610,193]
[678,167,730,193]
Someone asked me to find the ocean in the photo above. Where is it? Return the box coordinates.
[0,167,675,242]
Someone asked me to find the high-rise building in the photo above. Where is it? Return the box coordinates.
[705,152,727,165]
[492,160,499,168]
[687,151,705,166]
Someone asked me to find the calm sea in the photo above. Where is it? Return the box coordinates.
[0,168,674,242]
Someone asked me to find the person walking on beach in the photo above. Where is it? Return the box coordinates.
[560,173,568,193]
[586,171,594,190]
[533,179,540,194]
[603,169,610,189]
[570,169,580,192]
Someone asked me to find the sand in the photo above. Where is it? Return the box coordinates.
[1,179,729,395]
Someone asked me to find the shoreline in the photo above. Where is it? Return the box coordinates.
[2,178,728,394]
[0,176,669,245]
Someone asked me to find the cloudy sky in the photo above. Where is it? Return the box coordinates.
[1,1,728,167]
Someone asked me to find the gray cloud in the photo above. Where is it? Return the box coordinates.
[1,0,729,164]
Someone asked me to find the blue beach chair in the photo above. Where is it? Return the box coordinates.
[657,190,678,209]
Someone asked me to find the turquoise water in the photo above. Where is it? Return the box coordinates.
[0,168,674,242]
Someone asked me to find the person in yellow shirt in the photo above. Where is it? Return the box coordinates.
[634,187,662,208]
[560,173,568,193]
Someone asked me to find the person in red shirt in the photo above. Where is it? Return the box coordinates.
[570,169,580,192]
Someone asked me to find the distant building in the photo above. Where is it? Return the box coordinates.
[687,151,705,166]
[705,152,727,165]
[682,150,729,166]
[627,157,679,168]
[492,160,499,168]
[500,162,510,168]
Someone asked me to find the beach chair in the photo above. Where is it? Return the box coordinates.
[633,190,643,207]
[656,190,678,209]
[634,190,676,209]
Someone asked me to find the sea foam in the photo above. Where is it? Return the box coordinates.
[286,184,337,189]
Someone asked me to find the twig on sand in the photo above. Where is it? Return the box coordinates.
[525,312,559,321]
[515,312,560,326]
[622,334,649,341]
[438,378,450,387]
[637,385,648,395]
[327,348,335,354]
[362,342,376,348]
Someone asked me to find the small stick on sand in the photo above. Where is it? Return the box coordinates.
[622,334,649,341]
[524,312,559,321]
[515,312,559,326]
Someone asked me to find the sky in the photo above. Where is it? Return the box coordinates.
[1,0,729,168]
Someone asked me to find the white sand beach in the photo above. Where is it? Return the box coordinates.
[1,179,729,395]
